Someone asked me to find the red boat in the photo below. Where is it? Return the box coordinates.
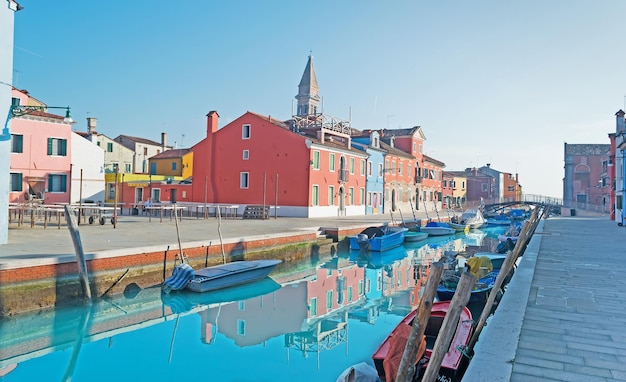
[372,301,474,382]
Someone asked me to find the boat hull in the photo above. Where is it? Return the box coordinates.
[349,226,408,251]
[437,270,499,305]
[186,260,282,293]
[404,231,428,242]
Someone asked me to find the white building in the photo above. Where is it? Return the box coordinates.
[0,1,21,245]
[71,130,105,203]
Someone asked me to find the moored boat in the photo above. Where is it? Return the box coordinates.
[419,221,455,236]
[372,301,474,382]
[404,231,429,242]
[349,225,408,252]
[437,269,499,305]
[163,259,282,293]
[448,208,486,231]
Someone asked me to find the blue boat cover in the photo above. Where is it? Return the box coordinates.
[164,263,195,291]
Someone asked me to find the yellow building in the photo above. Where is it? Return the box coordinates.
[148,149,193,179]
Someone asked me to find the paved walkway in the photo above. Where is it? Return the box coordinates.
[0,212,427,267]
[464,216,626,381]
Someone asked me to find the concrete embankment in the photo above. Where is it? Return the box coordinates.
[0,214,407,315]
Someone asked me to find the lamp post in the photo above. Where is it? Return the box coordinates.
[3,104,73,140]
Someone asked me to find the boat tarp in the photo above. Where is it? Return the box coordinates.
[382,324,426,382]
[163,263,195,291]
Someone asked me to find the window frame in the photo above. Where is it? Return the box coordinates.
[11,134,23,153]
[47,137,67,156]
[242,124,251,139]
[240,172,250,189]
[10,172,23,192]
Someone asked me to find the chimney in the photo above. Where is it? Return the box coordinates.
[161,132,167,151]
[390,136,395,148]
[87,117,97,142]
[207,111,219,137]
[616,110,625,134]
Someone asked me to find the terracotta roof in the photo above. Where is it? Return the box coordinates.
[115,134,163,147]
[150,148,190,159]
[422,154,446,167]
[379,141,414,159]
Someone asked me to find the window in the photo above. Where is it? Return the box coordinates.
[413,142,416,153]
[11,134,23,153]
[242,124,251,139]
[143,147,148,156]
[107,182,115,198]
[312,151,320,170]
[367,161,372,176]
[48,174,67,192]
[310,297,318,317]
[125,164,132,172]
[312,185,319,206]
[350,158,355,174]
[10,173,22,192]
[326,290,333,309]
[392,161,396,174]
[242,150,249,160]
[347,286,353,302]
[171,162,177,171]
[349,187,354,205]
[398,161,403,175]
[237,319,246,336]
[328,186,335,206]
[329,154,336,171]
[240,172,249,189]
[482,183,488,192]
[107,142,113,152]
[47,138,67,156]
[360,159,365,176]
[378,163,383,177]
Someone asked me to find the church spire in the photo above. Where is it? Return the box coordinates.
[295,55,320,117]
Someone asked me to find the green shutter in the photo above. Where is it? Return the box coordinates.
[61,175,67,192]
[47,138,53,155]
[48,174,52,190]
[61,139,67,156]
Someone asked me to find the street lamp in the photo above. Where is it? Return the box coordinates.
[3,104,73,140]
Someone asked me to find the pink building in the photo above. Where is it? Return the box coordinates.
[9,89,73,204]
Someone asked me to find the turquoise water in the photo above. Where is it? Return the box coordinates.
[0,227,505,382]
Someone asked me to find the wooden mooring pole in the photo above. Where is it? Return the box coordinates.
[64,205,92,302]
[421,271,475,382]
[466,207,540,355]
[395,262,444,382]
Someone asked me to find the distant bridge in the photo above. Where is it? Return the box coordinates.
[481,194,610,216]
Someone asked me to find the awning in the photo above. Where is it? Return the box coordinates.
[27,177,46,194]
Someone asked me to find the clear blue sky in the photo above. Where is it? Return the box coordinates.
[12,1,626,199]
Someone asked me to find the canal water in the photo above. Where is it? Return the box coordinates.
[0,227,506,381]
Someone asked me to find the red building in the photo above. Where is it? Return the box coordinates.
[191,111,368,217]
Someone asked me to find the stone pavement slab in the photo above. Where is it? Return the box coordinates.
[463,216,626,381]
